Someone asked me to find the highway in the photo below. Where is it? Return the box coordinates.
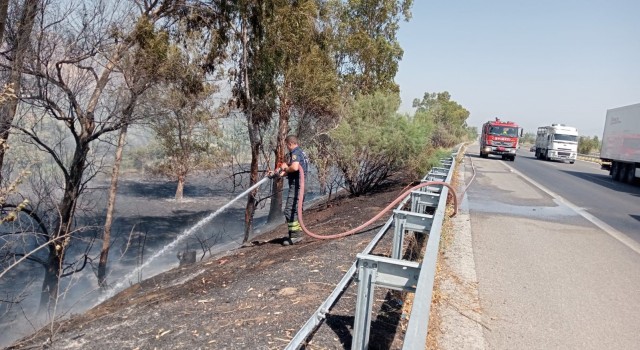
[510,148,640,245]
[455,145,640,350]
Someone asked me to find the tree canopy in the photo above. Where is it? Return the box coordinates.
[413,91,471,148]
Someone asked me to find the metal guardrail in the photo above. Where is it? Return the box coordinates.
[401,160,454,349]
[285,213,399,349]
[285,152,457,349]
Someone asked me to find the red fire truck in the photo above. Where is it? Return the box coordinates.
[479,118,522,161]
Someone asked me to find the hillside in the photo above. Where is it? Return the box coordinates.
[9,174,416,350]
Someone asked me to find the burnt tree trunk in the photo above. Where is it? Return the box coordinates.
[0,0,9,45]
[98,123,128,289]
[39,242,62,311]
[40,140,90,310]
[239,15,263,244]
[243,121,260,243]
[267,93,291,223]
[175,174,185,201]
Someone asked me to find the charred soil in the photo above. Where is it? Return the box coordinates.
[9,174,419,350]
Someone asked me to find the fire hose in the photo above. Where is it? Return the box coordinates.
[271,166,458,240]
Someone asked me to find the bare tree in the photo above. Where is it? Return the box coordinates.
[98,18,181,289]
[0,0,39,180]
[6,0,177,310]
[148,81,224,201]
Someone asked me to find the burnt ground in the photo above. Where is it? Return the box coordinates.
[7,174,428,350]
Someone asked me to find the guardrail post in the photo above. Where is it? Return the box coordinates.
[392,210,433,259]
[392,212,406,260]
[352,258,377,350]
[352,254,421,350]
[410,190,439,214]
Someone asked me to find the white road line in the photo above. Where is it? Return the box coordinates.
[503,162,640,255]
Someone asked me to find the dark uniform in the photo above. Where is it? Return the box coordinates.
[283,146,309,237]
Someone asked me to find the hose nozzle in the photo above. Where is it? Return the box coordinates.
[267,171,281,179]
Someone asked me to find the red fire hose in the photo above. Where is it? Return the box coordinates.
[294,167,457,240]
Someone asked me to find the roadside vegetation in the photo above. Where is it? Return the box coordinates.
[578,135,601,154]
[0,0,474,346]
[521,132,536,145]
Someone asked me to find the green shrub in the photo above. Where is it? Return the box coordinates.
[331,92,431,195]
[578,135,600,154]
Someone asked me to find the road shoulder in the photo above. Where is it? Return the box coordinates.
[433,154,486,349]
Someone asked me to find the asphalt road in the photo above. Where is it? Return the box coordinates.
[510,148,640,245]
[462,145,640,350]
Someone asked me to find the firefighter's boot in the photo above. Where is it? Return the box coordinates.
[282,221,303,246]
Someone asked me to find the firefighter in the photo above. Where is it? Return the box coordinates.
[276,135,309,246]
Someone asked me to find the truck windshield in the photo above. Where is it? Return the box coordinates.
[554,134,578,142]
[489,126,518,137]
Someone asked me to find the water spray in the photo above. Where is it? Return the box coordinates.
[99,176,270,303]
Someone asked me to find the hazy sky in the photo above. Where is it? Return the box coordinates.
[395,0,640,137]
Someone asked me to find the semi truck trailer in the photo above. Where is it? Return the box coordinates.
[600,103,640,184]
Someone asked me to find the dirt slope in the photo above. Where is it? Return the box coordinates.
[9,175,416,350]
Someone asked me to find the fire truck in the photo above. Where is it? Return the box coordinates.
[479,118,522,161]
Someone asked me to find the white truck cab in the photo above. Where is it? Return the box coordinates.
[535,124,579,163]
